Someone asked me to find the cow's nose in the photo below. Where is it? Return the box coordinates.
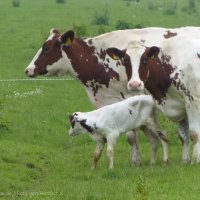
[128,81,142,90]
[24,68,36,77]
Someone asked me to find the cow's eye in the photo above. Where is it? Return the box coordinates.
[43,45,49,53]
[123,56,130,66]
[143,57,148,64]
[124,58,129,65]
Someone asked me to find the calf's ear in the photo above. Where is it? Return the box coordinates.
[106,48,126,60]
[147,46,160,59]
[59,30,75,45]
[69,114,76,128]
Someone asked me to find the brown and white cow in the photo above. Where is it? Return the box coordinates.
[108,34,200,163]
[25,27,200,164]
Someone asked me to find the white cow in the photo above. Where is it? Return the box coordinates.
[25,26,200,164]
[69,95,168,169]
[107,35,200,163]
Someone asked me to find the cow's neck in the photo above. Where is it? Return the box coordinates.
[63,38,119,88]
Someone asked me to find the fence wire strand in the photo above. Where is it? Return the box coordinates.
[0,78,75,82]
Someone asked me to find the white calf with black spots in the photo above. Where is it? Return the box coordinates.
[69,95,168,169]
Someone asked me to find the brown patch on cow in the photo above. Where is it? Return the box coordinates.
[63,38,120,95]
[88,39,93,45]
[163,30,177,39]
[197,53,200,60]
[87,81,103,96]
[190,130,198,144]
[172,72,193,101]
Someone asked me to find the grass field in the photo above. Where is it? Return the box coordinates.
[1,0,200,199]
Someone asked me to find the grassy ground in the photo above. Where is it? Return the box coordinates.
[1,0,200,199]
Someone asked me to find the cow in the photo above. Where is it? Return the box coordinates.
[25,27,200,164]
[69,95,168,169]
[107,35,200,163]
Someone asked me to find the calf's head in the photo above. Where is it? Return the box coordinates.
[25,29,74,77]
[68,113,94,136]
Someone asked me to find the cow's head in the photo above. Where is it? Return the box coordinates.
[138,46,160,82]
[106,41,145,91]
[68,113,94,136]
[139,46,175,104]
[25,29,75,77]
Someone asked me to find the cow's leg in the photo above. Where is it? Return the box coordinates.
[158,132,169,164]
[178,119,190,163]
[142,115,169,164]
[91,138,106,169]
[126,130,141,165]
[141,126,159,164]
[186,107,200,163]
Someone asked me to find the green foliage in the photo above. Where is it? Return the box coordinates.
[147,1,158,11]
[12,0,20,7]
[182,0,196,14]
[72,24,88,37]
[92,9,110,26]
[115,20,144,30]
[123,0,140,2]
[163,0,178,15]
[115,20,133,30]
[56,0,65,3]
[96,25,111,35]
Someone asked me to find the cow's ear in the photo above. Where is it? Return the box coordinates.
[59,30,75,45]
[147,46,160,59]
[106,48,126,60]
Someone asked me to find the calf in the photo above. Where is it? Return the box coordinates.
[69,95,168,169]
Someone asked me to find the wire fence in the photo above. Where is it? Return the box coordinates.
[0,78,75,82]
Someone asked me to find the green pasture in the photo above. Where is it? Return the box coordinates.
[1,0,200,199]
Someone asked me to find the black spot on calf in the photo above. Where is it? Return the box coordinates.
[80,119,94,133]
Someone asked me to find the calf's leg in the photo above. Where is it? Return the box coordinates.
[91,138,106,169]
[126,130,141,165]
[107,136,118,169]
